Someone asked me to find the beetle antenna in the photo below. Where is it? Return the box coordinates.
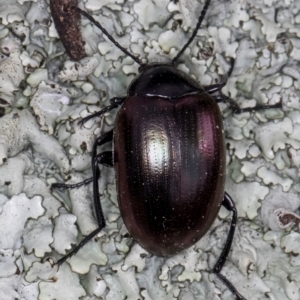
[172,0,211,65]
[72,6,144,66]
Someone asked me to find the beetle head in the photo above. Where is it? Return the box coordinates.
[138,62,173,74]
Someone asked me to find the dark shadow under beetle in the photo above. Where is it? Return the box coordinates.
[52,1,281,299]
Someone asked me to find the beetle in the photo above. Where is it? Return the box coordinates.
[52,1,281,299]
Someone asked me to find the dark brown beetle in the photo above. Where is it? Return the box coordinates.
[52,1,280,299]
[114,64,226,257]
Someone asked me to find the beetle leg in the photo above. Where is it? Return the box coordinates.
[54,131,116,265]
[95,151,113,167]
[78,96,125,127]
[94,129,114,147]
[212,192,246,300]
[91,132,114,228]
[51,176,94,190]
[204,82,227,94]
[213,94,281,114]
[206,57,281,114]
[55,151,114,266]
[56,226,103,266]
[213,193,237,274]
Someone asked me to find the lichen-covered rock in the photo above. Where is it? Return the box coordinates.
[0,36,25,107]
[0,109,69,173]
[0,193,44,249]
[0,0,300,299]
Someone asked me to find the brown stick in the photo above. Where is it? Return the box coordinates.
[50,0,85,61]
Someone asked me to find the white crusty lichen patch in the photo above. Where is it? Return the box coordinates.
[0,0,300,299]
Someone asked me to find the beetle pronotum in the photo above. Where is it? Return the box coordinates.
[52,1,281,299]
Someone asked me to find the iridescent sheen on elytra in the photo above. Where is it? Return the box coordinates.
[114,65,225,257]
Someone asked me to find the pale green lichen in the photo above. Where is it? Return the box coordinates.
[0,0,300,299]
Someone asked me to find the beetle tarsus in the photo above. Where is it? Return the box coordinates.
[215,273,246,300]
[237,101,282,114]
[55,227,104,266]
[51,177,94,190]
